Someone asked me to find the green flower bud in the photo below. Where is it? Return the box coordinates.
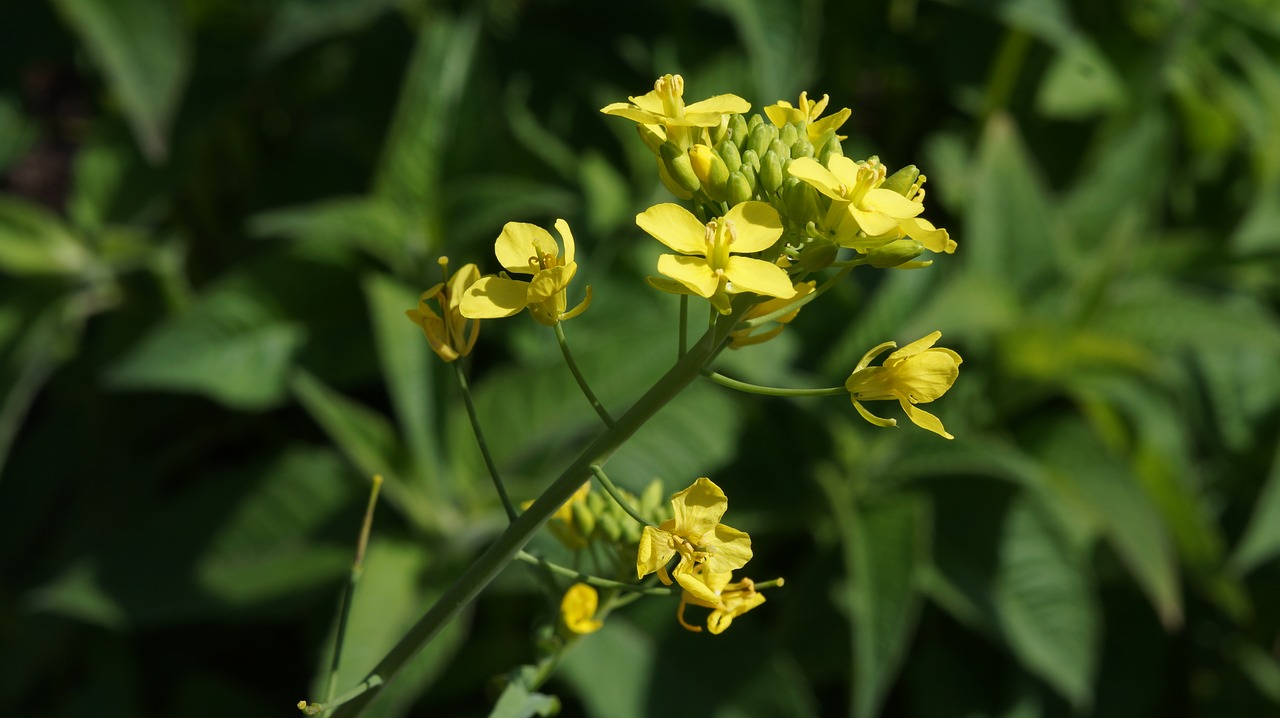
[728,171,753,204]
[783,178,820,223]
[571,500,596,538]
[641,479,664,516]
[760,150,784,193]
[738,161,757,194]
[798,237,839,271]
[741,148,761,172]
[708,115,730,146]
[881,165,920,196]
[817,135,843,165]
[866,238,925,267]
[636,123,665,155]
[586,489,607,514]
[598,513,623,542]
[780,122,800,147]
[769,138,789,161]
[748,122,778,158]
[791,139,815,160]
[746,113,765,132]
[660,141,701,193]
[728,114,750,147]
[716,139,742,174]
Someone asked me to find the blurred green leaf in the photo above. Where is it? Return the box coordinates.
[1232,430,1280,573]
[107,279,305,410]
[965,113,1057,288]
[29,447,357,627]
[362,273,440,484]
[0,197,94,276]
[994,496,1099,710]
[1034,417,1182,628]
[315,540,468,718]
[1035,40,1124,119]
[258,0,400,65]
[1062,112,1169,253]
[959,0,1078,46]
[703,0,819,101]
[0,95,36,174]
[560,619,654,718]
[488,676,560,718]
[250,197,414,273]
[52,0,189,162]
[845,491,929,718]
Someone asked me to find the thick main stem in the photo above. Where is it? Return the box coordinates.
[329,306,746,717]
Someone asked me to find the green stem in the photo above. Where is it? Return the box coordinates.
[589,465,656,528]
[981,27,1031,124]
[454,362,517,522]
[322,476,383,707]
[328,305,749,718]
[515,551,671,594]
[554,322,615,429]
[703,370,847,398]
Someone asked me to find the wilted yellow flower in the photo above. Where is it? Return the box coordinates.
[636,201,794,314]
[601,74,750,148]
[460,219,591,326]
[561,583,603,635]
[636,478,752,604]
[764,91,851,143]
[405,257,481,362]
[729,281,816,348]
[676,565,769,635]
[846,331,962,439]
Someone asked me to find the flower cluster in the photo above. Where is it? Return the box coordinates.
[401,73,966,645]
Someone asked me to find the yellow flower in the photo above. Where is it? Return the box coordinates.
[560,583,603,635]
[404,257,481,362]
[636,478,752,604]
[460,219,591,326]
[846,331,962,439]
[676,565,770,635]
[601,74,750,148]
[764,91,851,143]
[523,481,592,550]
[636,201,795,314]
[729,280,816,348]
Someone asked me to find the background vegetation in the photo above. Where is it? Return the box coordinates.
[3,0,1280,715]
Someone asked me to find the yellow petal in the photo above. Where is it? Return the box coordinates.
[561,583,603,635]
[898,398,953,440]
[673,561,721,604]
[724,256,796,299]
[657,254,719,298]
[554,219,575,264]
[527,264,576,302]
[637,525,675,578]
[853,400,898,428]
[787,157,847,202]
[863,188,925,220]
[894,354,961,403]
[627,90,665,114]
[646,275,698,296]
[849,205,901,237]
[460,276,529,318]
[808,107,852,141]
[724,201,783,253]
[637,203,708,255]
[899,216,956,254]
[887,331,942,361]
[708,592,765,635]
[684,93,751,116]
[495,222,559,275]
[764,101,801,127]
[703,524,753,575]
[670,477,729,537]
[447,263,481,304]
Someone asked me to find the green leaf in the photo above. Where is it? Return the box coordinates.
[560,619,654,718]
[289,369,440,532]
[249,196,414,273]
[1033,417,1182,628]
[1063,112,1169,250]
[1232,430,1280,572]
[52,0,188,162]
[1035,40,1124,119]
[966,113,1058,287]
[29,447,358,627]
[488,677,560,718]
[258,0,399,65]
[362,273,440,486]
[846,492,929,718]
[994,496,1099,710]
[0,94,37,175]
[0,197,94,276]
[107,279,305,410]
[314,540,468,718]
[703,0,820,101]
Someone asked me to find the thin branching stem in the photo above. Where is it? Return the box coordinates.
[702,370,847,398]
[454,362,517,522]
[554,323,615,429]
[589,464,656,528]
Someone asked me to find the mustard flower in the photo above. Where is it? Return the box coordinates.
[764,91,851,143]
[846,331,962,439]
[676,565,768,635]
[405,257,481,362]
[636,478,752,604]
[636,201,795,314]
[561,583,603,635]
[600,74,750,147]
[460,219,591,326]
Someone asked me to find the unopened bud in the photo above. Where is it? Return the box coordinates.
[689,144,731,201]
[866,239,925,268]
[817,135,843,165]
[780,122,800,147]
[760,150,784,193]
[728,114,750,147]
[715,139,742,173]
[660,141,701,193]
[791,139,815,159]
[783,178,819,222]
[880,165,921,196]
[797,238,839,271]
[598,513,623,542]
[572,500,596,538]
[728,171,753,204]
[748,122,778,158]
[636,123,665,155]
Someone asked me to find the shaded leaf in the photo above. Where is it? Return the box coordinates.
[0,197,93,276]
[1036,40,1124,119]
[1232,430,1280,573]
